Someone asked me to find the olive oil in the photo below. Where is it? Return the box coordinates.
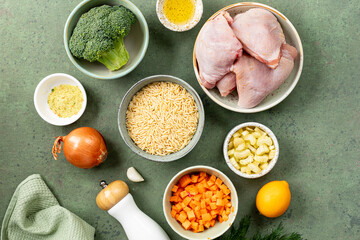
[163,0,196,25]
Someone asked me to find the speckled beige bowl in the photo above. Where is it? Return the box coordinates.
[156,0,203,31]
[163,165,238,239]
[193,2,304,113]
[223,122,279,179]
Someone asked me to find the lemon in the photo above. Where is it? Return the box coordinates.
[256,180,291,218]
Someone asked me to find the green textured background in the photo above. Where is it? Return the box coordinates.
[0,0,359,239]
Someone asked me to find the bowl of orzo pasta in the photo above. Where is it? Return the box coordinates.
[118,75,205,162]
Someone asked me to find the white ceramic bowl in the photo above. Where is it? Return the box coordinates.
[156,0,203,32]
[193,2,304,113]
[223,122,279,179]
[118,75,205,162]
[34,73,87,126]
[163,165,238,240]
[64,0,149,80]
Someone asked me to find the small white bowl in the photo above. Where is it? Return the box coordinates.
[223,122,279,179]
[193,2,304,113]
[163,165,238,240]
[34,73,87,126]
[156,0,203,32]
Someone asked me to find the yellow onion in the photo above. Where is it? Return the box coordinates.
[52,127,108,168]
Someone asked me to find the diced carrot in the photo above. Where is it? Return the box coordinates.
[182,220,191,230]
[204,221,211,229]
[198,172,207,182]
[211,195,217,202]
[183,206,191,212]
[223,187,231,195]
[183,196,191,206]
[178,211,187,223]
[179,175,192,188]
[190,188,198,196]
[174,203,183,212]
[174,188,184,197]
[210,202,217,210]
[222,213,229,221]
[198,224,204,232]
[187,210,195,221]
[205,191,213,198]
[180,191,188,199]
[218,215,223,223]
[189,201,197,209]
[200,208,208,214]
[209,175,216,182]
[215,178,223,187]
[171,209,177,218]
[210,219,216,227]
[170,196,180,202]
[216,191,223,199]
[191,221,199,231]
[199,220,204,225]
[202,213,212,221]
[172,185,179,192]
[194,194,202,202]
[207,180,214,187]
[210,210,219,216]
[226,207,231,215]
[226,202,232,208]
[191,174,199,183]
[200,179,209,188]
[200,200,206,209]
[186,185,198,195]
[209,185,218,191]
[198,185,206,193]
[231,206,234,212]
[195,210,201,219]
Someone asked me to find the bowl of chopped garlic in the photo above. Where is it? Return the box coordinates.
[34,73,87,126]
[118,75,205,162]
[223,122,279,179]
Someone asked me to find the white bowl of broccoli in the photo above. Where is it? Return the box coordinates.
[64,0,149,80]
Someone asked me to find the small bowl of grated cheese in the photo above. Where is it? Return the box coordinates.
[34,73,87,126]
[118,75,205,162]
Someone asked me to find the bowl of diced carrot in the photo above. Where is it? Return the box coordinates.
[163,165,238,239]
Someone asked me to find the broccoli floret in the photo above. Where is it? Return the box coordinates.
[69,5,136,71]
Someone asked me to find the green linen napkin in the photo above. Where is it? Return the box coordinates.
[1,174,95,240]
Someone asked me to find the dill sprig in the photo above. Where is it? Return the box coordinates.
[217,216,303,240]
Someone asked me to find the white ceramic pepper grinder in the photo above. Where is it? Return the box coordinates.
[96,180,170,240]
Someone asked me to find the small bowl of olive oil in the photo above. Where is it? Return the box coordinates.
[156,0,203,32]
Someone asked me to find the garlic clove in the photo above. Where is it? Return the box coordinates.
[127,167,145,182]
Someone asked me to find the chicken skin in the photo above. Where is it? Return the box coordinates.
[233,44,298,108]
[231,8,285,69]
[195,11,242,89]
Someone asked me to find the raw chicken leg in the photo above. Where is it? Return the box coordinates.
[195,11,242,89]
[216,72,236,97]
[233,44,298,108]
[231,8,285,69]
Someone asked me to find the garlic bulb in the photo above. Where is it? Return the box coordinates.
[127,167,144,182]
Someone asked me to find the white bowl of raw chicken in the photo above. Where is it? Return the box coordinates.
[193,2,303,113]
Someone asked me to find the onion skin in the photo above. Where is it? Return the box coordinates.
[52,127,108,169]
